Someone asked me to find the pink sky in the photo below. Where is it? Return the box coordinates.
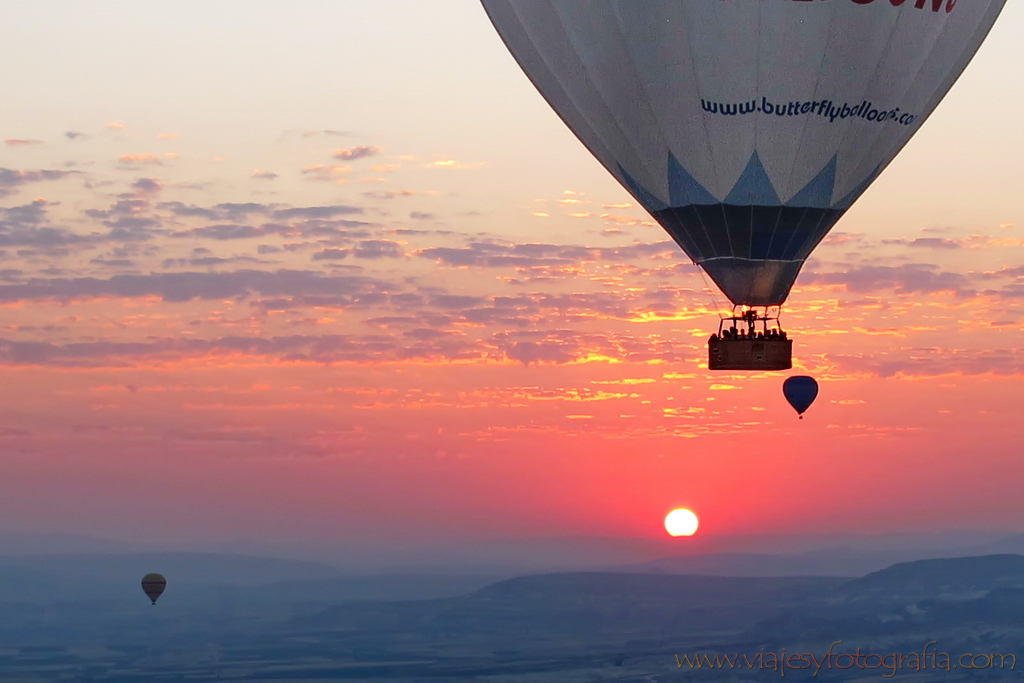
[0,2,1022,551]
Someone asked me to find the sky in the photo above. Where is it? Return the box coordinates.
[0,1,1023,554]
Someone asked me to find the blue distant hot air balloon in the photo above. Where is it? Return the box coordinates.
[783,376,819,419]
[141,573,166,605]
[482,0,1006,370]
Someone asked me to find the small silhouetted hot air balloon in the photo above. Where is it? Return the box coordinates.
[783,376,819,419]
[141,573,166,605]
[482,0,1006,371]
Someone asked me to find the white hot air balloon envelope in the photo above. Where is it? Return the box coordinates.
[481,0,1006,307]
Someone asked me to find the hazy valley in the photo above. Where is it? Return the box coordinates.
[0,533,1022,680]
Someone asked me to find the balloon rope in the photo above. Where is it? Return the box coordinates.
[692,260,726,321]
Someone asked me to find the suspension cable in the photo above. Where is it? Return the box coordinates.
[691,259,727,322]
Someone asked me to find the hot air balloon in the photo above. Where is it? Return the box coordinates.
[141,573,166,605]
[481,0,1006,370]
[783,376,819,419]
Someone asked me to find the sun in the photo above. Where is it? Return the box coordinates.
[664,508,699,537]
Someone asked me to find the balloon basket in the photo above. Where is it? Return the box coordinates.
[708,308,792,371]
[708,337,792,371]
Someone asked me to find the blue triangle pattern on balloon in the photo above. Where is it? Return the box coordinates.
[668,153,718,206]
[619,152,844,212]
[835,163,883,209]
[617,163,668,212]
[785,155,837,209]
[724,151,781,206]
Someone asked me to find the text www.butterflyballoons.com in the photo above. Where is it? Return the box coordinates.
[674,641,1015,678]
[701,96,918,125]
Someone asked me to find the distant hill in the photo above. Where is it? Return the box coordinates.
[963,533,1024,556]
[291,572,844,640]
[3,551,1024,678]
[613,549,930,578]
[605,535,1024,579]
[746,554,1024,645]
[0,528,1018,574]
[287,554,1024,652]
[842,553,1024,595]
[246,573,507,604]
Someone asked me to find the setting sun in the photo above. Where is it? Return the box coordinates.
[664,509,700,537]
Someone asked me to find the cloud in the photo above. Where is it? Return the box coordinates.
[362,316,420,328]
[83,197,163,241]
[416,240,677,269]
[361,190,418,200]
[832,348,1024,379]
[252,170,278,180]
[986,283,1024,300]
[429,294,487,309]
[492,329,690,366]
[333,146,381,161]
[173,223,266,241]
[301,130,349,138]
[423,159,485,170]
[878,235,1017,251]
[801,264,973,297]
[454,289,683,325]
[132,177,162,194]
[980,265,1024,280]
[0,270,395,305]
[909,238,961,249]
[417,244,572,269]
[160,202,276,222]
[217,203,273,218]
[821,232,863,246]
[86,198,150,220]
[0,227,91,249]
[0,200,96,248]
[90,257,136,268]
[172,219,373,242]
[504,340,577,364]
[0,168,79,196]
[312,248,350,260]
[161,255,272,268]
[302,164,352,181]
[0,324,693,368]
[0,332,482,367]
[353,240,404,259]
[118,154,163,168]
[158,202,373,241]
[64,131,88,140]
[4,139,42,147]
[402,327,459,341]
[1,199,52,225]
[271,205,363,220]
[881,237,963,249]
